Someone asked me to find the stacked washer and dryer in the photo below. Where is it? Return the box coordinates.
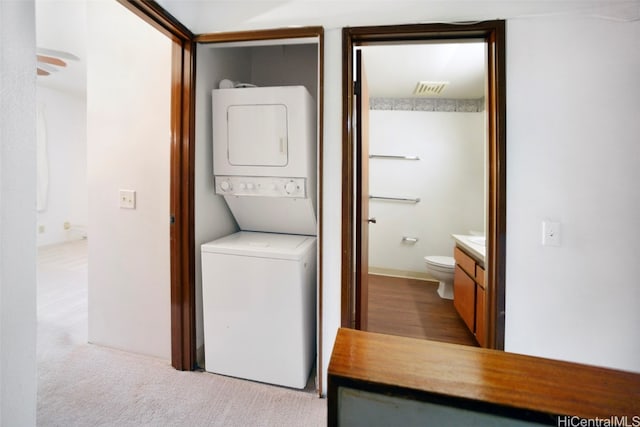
[201,85,317,389]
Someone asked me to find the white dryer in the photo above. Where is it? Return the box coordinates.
[201,231,316,389]
[212,86,316,236]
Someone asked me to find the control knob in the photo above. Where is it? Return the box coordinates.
[219,180,231,192]
[285,180,298,195]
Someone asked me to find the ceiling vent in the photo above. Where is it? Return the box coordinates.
[413,81,449,96]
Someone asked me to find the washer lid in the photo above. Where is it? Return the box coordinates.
[425,256,455,268]
[201,231,316,260]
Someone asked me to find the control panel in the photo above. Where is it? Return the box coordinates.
[215,176,307,198]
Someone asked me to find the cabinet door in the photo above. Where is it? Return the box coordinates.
[454,247,475,277]
[475,284,486,347]
[475,264,485,287]
[453,266,475,332]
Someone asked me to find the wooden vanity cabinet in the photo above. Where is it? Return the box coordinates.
[453,247,487,347]
[453,265,475,332]
[475,265,486,347]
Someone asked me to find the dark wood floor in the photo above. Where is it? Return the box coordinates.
[367,274,478,347]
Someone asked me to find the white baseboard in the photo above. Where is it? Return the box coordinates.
[368,267,438,283]
[197,345,205,369]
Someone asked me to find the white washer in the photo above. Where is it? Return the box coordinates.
[201,231,316,389]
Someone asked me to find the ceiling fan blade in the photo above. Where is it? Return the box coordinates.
[36,63,59,74]
[37,54,66,67]
[36,47,79,61]
[37,68,50,76]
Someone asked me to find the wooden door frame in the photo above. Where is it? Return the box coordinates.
[119,2,325,380]
[354,50,370,331]
[341,21,506,349]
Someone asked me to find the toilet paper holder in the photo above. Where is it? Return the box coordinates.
[402,236,418,244]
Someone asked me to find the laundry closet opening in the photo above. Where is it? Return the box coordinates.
[193,32,323,392]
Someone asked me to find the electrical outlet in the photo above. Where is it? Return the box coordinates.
[63,221,71,230]
[119,189,136,209]
[542,221,561,246]
[38,225,45,234]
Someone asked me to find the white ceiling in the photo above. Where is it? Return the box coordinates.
[35,0,638,99]
[362,42,486,99]
[155,0,639,34]
[36,0,87,98]
[34,0,486,99]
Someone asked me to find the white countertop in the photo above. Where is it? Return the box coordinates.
[452,234,486,265]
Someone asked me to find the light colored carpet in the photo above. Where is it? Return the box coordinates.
[37,240,326,427]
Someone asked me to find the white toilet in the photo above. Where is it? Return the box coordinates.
[424,256,456,300]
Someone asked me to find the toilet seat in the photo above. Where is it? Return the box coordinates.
[424,256,455,269]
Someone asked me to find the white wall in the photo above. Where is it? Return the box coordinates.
[369,110,484,273]
[87,0,172,360]
[0,1,37,424]
[505,15,640,372]
[321,29,344,394]
[36,87,87,246]
[194,45,247,362]
[250,44,318,102]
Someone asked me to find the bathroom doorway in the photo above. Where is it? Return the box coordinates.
[362,40,485,346]
[341,21,506,350]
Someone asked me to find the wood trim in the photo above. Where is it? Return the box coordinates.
[194,26,324,44]
[340,28,355,328]
[341,22,506,348]
[354,50,370,331]
[341,22,499,39]
[487,21,507,350]
[169,39,197,370]
[116,0,193,41]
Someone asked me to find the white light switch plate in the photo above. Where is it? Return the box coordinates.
[119,189,136,209]
[542,220,560,246]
